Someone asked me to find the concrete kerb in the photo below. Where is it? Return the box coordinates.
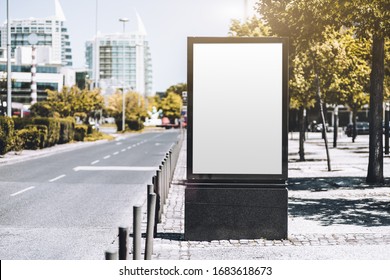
[151,132,390,260]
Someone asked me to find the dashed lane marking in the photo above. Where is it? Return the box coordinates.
[10,186,35,197]
[49,174,66,182]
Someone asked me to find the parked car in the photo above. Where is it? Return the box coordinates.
[345,122,369,137]
[308,121,330,132]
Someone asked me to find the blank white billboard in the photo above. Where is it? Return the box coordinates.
[192,41,284,175]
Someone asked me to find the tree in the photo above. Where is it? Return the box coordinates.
[160,92,182,121]
[229,16,272,37]
[289,50,317,161]
[38,86,104,123]
[106,90,147,130]
[165,83,187,98]
[257,0,390,183]
[312,27,371,143]
[228,12,317,161]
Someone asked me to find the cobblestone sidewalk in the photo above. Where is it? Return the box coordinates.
[151,133,390,260]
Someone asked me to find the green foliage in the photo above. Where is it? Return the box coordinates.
[26,125,48,149]
[313,27,371,110]
[16,127,40,150]
[12,117,33,130]
[229,16,273,37]
[32,118,60,147]
[126,119,144,131]
[29,101,55,118]
[107,91,147,131]
[160,92,183,121]
[59,117,75,144]
[165,83,187,98]
[34,86,104,123]
[0,116,15,155]
[74,124,88,141]
[289,51,317,110]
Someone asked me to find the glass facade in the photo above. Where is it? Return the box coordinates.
[0,16,73,66]
[85,33,153,96]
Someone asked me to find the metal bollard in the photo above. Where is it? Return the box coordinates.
[105,249,118,260]
[118,226,129,260]
[133,205,142,260]
[144,193,156,260]
[156,168,162,223]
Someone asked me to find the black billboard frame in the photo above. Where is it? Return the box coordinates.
[187,36,289,185]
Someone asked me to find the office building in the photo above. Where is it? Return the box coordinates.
[0,0,73,66]
[85,13,153,96]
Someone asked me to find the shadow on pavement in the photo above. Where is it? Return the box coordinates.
[288,177,390,227]
[289,197,390,227]
[288,177,390,191]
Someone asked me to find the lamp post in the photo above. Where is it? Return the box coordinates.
[119,17,129,132]
[6,0,12,116]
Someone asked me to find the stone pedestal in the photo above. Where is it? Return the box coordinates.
[185,184,288,241]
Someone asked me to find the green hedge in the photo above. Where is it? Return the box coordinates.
[26,124,48,149]
[126,119,144,131]
[0,117,15,155]
[32,117,60,147]
[59,118,75,144]
[16,127,40,150]
[74,124,88,141]
[13,117,33,130]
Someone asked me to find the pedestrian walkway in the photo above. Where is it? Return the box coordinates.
[152,132,390,260]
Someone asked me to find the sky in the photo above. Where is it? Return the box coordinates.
[0,0,258,92]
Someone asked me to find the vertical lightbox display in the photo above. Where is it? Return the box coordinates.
[187,37,288,184]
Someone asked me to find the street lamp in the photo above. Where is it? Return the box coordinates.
[6,0,12,116]
[119,17,129,132]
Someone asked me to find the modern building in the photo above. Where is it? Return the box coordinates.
[0,0,78,115]
[85,13,153,97]
[0,0,73,66]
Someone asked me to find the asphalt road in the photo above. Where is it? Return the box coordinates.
[0,129,181,259]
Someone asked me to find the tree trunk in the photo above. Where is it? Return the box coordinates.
[316,75,331,171]
[366,35,385,184]
[352,109,357,143]
[299,107,305,161]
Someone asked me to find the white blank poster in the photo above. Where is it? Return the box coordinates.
[192,43,283,175]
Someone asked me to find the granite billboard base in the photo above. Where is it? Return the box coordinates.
[184,184,288,241]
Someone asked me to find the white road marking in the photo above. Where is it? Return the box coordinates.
[116,142,122,145]
[127,146,132,149]
[91,160,100,165]
[49,174,66,182]
[113,151,119,155]
[103,155,111,159]
[73,166,158,172]
[10,186,35,197]
[121,149,126,152]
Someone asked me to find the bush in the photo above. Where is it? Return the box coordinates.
[0,116,15,155]
[59,118,75,144]
[126,119,144,131]
[74,124,88,141]
[26,125,48,149]
[33,117,60,147]
[115,119,126,132]
[13,117,33,130]
[16,127,40,150]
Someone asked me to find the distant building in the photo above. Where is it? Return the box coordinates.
[85,13,153,97]
[0,0,79,114]
[0,0,72,66]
